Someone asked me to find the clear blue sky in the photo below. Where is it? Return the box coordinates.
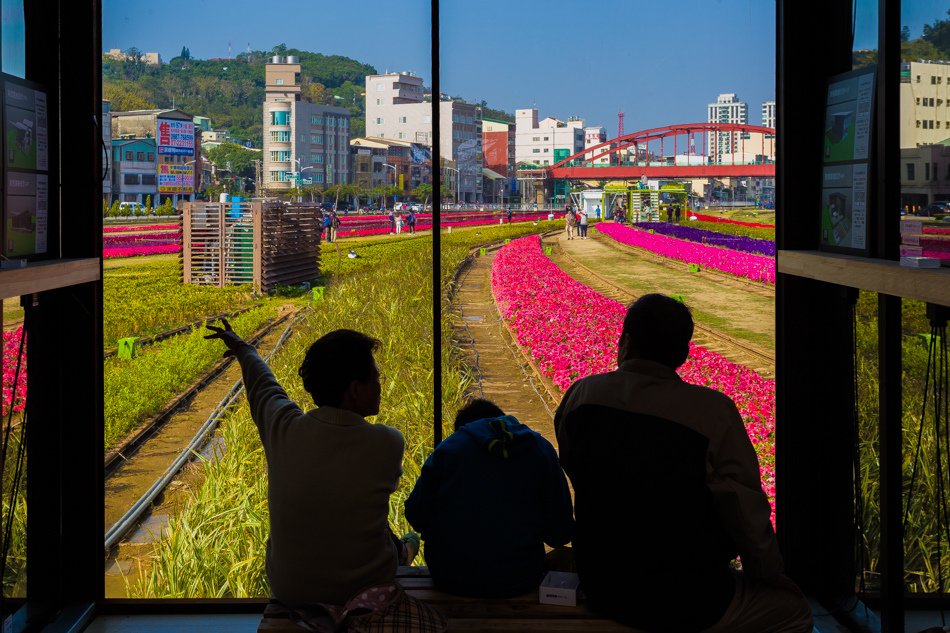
[103,0,947,137]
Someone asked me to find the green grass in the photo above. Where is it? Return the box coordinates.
[131,222,559,597]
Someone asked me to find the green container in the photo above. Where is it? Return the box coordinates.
[671,293,686,304]
[688,264,701,273]
[479,247,487,256]
[504,239,510,244]
[117,337,137,360]
[544,246,553,256]
[312,286,325,302]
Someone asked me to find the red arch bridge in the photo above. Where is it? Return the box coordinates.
[529,123,776,181]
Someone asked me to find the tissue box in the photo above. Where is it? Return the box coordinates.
[899,245,923,257]
[901,219,923,235]
[539,571,580,606]
[901,234,921,246]
[900,256,941,268]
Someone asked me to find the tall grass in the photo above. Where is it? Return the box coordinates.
[857,291,950,592]
[131,223,558,597]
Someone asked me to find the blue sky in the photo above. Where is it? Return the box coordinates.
[103,0,947,137]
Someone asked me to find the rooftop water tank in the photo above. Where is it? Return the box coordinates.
[270,55,284,64]
[286,55,299,64]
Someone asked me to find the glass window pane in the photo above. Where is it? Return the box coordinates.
[102,1,431,599]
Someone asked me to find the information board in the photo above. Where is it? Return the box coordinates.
[819,66,875,254]
[2,73,49,258]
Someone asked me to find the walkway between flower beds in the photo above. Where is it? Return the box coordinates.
[453,249,559,447]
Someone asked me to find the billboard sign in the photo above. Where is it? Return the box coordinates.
[157,163,194,193]
[410,143,431,164]
[157,118,194,156]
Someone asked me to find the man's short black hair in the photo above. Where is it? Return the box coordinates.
[454,398,505,431]
[298,329,380,407]
[621,294,694,369]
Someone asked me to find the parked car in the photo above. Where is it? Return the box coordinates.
[408,202,424,212]
[118,201,144,215]
[919,202,950,217]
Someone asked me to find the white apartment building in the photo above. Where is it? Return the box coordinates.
[900,60,950,148]
[365,72,482,202]
[762,100,776,129]
[707,93,749,162]
[262,56,350,192]
[514,108,585,167]
[584,126,613,165]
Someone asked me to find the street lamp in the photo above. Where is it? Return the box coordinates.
[383,163,397,187]
[445,166,460,206]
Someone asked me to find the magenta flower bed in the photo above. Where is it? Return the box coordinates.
[492,235,776,517]
[924,227,950,235]
[104,232,180,246]
[691,213,773,229]
[334,212,551,238]
[597,222,776,284]
[103,244,181,259]
[103,223,179,233]
[2,328,27,417]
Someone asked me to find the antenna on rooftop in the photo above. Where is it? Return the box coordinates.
[618,111,625,137]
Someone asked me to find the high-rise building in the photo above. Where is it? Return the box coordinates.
[263,56,350,193]
[584,126,615,166]
[364,72,482,202]
[762,100,776,129]
[707,93,749,162]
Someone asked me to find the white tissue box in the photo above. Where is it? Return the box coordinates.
[539,571,580,606]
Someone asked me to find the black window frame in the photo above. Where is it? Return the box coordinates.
[5,1,945,631]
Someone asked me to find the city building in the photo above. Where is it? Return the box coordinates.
[514,108,585,167]
[102,100,111,205]
[350,137,431,198]
[111,108,200,206]
[482,118,516,202]
[707,93,749,162]
[262,55,351,194]
[900,141,950,208]
[110,137,156,205]
[584,126,616,166]
[105,48,162,66]
[900,60,950,149]
[762,100,776,128]
[365,72,481,202]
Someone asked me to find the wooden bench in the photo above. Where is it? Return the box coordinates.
[259,566,642,632]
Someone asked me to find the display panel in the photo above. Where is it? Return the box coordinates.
[819,65,875,254]
[2,73,49,258]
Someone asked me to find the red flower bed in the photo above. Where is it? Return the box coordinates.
[691,213,774,229]
[2,328,27,417]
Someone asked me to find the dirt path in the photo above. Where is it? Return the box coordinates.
[554,231,775,352]
[451,250,560,447]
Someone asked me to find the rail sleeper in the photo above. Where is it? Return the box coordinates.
[258,567,642,632]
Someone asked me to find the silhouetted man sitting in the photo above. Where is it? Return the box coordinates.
[553,294,812,633]
[205,322,444,632]
[404,399,574,597]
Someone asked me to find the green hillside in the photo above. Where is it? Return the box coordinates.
[103,44,376,146]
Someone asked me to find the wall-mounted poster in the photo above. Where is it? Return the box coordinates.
[2,73,49,258]
[819,66,874,254]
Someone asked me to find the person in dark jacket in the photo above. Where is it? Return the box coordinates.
[404,399,574,597]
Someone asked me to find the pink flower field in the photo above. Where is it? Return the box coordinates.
[597,222,776,284]
[492,235,776,517]
[2,328,27,417]
[691,213,774,229]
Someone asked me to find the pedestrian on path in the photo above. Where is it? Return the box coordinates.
[395,211,404,235]
[388,208,395,234]
[407,209,416,234]
[565,208,576,239]
[578,208,589,239]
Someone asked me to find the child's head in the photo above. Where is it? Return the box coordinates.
[454,398,505,431]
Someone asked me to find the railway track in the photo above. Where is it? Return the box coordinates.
[104,307,304,551]
[592,228,776,299]
[542,235,776,379]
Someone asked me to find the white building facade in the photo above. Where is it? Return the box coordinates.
[762,100,776,128]
[900,60,950,149]
[514,108,585,167]
[365,72,482,202]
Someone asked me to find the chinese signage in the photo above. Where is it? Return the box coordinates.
[157,118,195,156]
[158,163,195,193]
[3,73,49,257]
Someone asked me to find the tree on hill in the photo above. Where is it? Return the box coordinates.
[180,46,191,60]
[922,10,950,56]
[103,81,156,111]
[205,142,258,178]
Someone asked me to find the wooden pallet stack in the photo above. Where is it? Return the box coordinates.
[182,201,322,292]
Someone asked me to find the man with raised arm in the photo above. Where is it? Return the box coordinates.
[205,321,444,632]
[553,294,812,633]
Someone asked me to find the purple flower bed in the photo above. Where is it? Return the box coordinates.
[639,222,776,256]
